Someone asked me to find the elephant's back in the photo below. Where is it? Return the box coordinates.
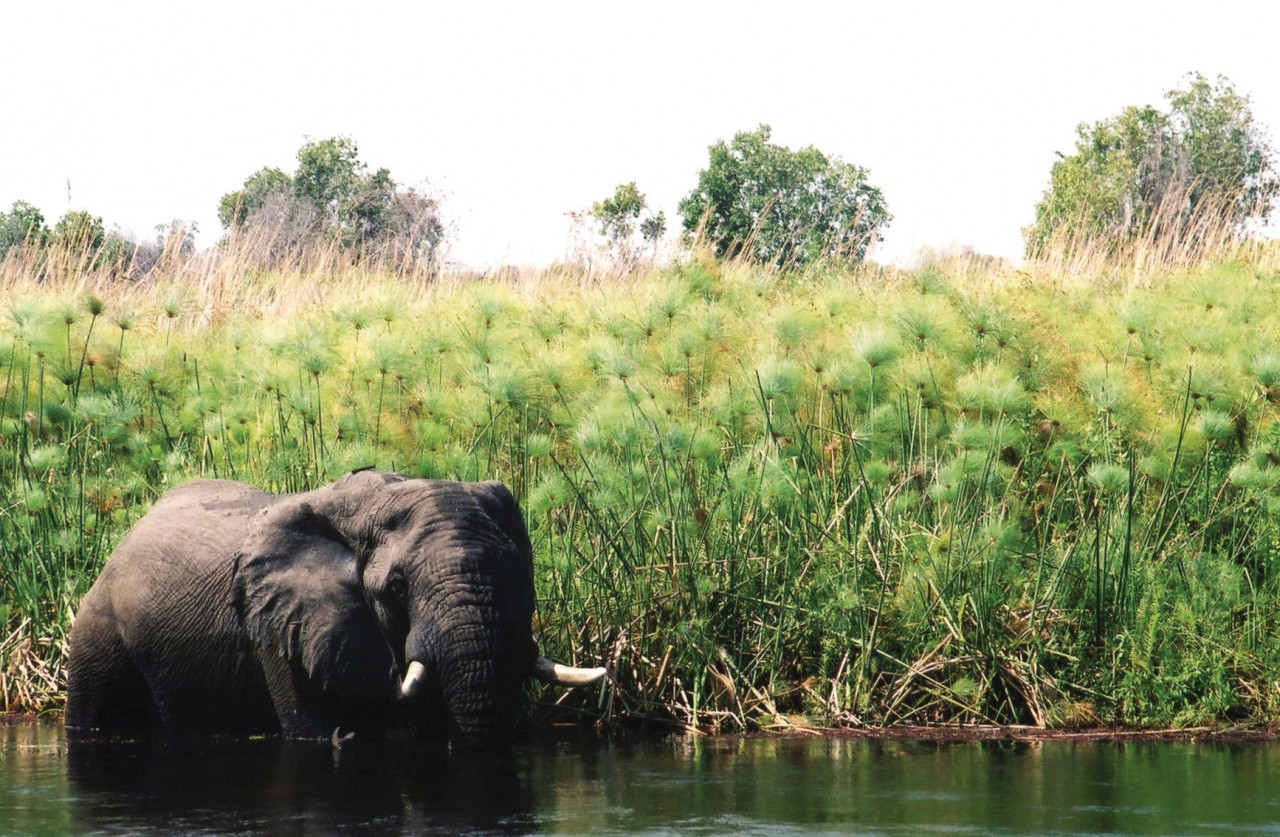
[153,478,276,517]
[106,479,274,565]
[78,480,278,633]
[69,480,282,732]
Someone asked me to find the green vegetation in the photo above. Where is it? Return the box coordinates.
[1026,73,1278,263]
[0,202,49,258]
[4,251,1280,733]
[679,124,891,268]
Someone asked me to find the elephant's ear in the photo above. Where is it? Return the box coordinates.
[464,481,535,614]
[228,497,394,697]
[465,481,533,559]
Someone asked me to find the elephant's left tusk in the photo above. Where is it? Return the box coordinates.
[400,661,427,699]
[533,657,607,686]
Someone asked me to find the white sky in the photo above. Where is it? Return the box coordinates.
[3,1,1278,268]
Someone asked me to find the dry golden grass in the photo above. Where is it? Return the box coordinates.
[0,621,64,715]
[1023,184,1280,286]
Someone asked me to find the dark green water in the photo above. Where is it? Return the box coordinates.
[3,721,1280,835]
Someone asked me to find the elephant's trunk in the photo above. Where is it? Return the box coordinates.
[399,651,605,741]
[402,612,527,748]
[442,651,520,748]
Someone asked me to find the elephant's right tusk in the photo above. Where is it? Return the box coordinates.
[400,661,427,699]
[533,656,607,686]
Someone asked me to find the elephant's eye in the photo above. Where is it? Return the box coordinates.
[386,575,408,600]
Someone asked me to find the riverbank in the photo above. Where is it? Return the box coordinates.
[4,253,1280,730]
[7,710,1280,746]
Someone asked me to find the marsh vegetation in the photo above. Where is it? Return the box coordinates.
[4,243,1280,734]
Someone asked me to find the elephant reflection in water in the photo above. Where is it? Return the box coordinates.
[66,470,604,750]
[67,737,535,833]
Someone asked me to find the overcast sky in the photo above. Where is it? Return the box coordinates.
[3,1,1278,268]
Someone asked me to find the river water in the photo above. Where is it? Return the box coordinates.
[3,721,1279,835]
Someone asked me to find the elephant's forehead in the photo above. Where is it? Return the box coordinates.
[370,481,490,525]
[376,515,514,558]
[367,516,518,577]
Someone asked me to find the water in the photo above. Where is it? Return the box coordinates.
[4,721,1280,835]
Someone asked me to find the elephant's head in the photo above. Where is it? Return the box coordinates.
[228,470,602,748]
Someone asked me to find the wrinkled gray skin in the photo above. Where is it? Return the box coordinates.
[67,471,558,749]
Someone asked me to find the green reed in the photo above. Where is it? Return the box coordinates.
[2,257,1280,729]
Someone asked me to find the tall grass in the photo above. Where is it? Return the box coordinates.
[3,242,1280,733]
[1023,180,1280,285]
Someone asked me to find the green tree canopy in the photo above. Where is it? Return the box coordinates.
[0,201,49,258]
[678,125,891,268]
[1026,73,1278,258]
[590,182,666,268]
[47,210,136,272]
[217,167,292,229]
[293,136,364,221]
[0,201,197,278]
[52,210,106,252]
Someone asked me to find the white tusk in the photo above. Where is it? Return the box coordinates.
[400,661,427,699]
[533,656,607,686]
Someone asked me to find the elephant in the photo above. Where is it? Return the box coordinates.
[65,469,605,749]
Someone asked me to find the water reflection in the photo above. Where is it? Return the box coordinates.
[4,721,1280,835]
[518,734,1280,835]
[71,737,535,835]
[3,722,535,835]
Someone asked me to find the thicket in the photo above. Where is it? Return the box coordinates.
[1026,73,1278,264]
[0,202,193,281]
[679,124,892,269]
[4,253,1280,733]
[0,137,443,287]
[218,137,445,276]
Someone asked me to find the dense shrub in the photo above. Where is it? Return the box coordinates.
[1026,73,1278,260]
[678,124,891,268]
[218,137,445,275]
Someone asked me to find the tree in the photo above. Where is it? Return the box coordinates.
[294,136,364,227]
[590,182,666,268]
[1167,75,1277,221]
[0,201,49,258]
[345,166,400,255]
[218,137,445,273]
[2,202,184,278]
[132,220,199,276]
[48,210,135,273]
[356,185,445,272]
[52,210,106,253]
[1026,73,1278,258]
[217,167,292,229]
[678,124,891,268]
